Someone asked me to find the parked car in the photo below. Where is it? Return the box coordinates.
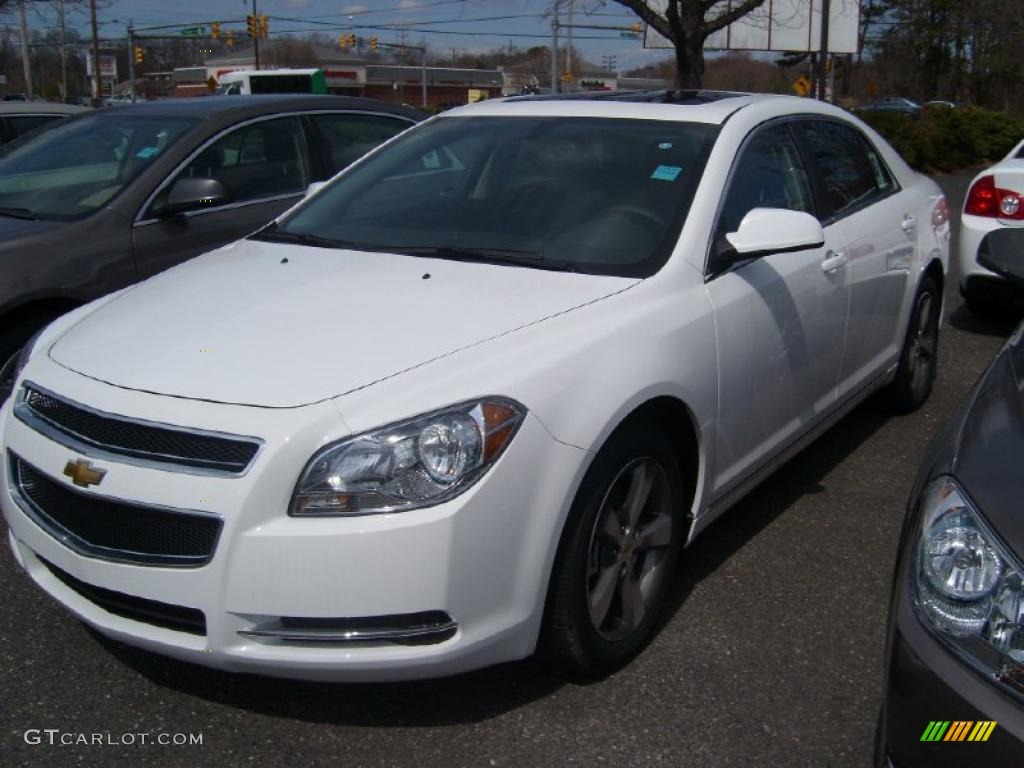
[1,91,949,682]
[0,94,423,402]
[879,227,1024,766]
[104,92,144,106]
[0,101,89,146]
[923,100,957,111]
[959,137,1024,316]
[859,97,921,117]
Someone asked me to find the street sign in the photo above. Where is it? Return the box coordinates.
[560,72,572,83]
[180,25,206,36]
[792,75,811,97]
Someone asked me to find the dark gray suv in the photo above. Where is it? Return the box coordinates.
[0,95,422,400]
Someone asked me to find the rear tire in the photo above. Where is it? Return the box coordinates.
[884,275,940,414]
[542,421,685,677]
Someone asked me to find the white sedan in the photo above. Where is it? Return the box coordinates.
[959,137,1024,315]
[1,92,949,681]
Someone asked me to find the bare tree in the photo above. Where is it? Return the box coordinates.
[611,0,767,88]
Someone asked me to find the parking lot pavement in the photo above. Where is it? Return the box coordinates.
[0,169,1016,767]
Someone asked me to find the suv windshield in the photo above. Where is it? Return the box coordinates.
[264,116,717,277]
[0,113,197,221]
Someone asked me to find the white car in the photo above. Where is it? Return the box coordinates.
[959,137,1024,315]
[1,92,949,681]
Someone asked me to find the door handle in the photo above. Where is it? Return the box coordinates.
[901,215,917,234]
[821,250,847,273]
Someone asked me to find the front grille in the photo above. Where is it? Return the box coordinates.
[16,382,260,475]
[39,556,206,635]
[9,453,222,567]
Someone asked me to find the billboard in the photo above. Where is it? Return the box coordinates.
[643,0,860,54]
[84,53,119,79]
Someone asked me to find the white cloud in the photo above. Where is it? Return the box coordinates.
[286,0,312,6]
[398,0,421,9]
[343,3,368,12]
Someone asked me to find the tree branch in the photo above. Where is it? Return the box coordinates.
[610,0,675,42]
[703,0,767,36]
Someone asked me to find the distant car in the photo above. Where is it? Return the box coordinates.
[880,227,1024,766]
[859,97,921,117]
[958,137,1024,316]
[104,93,144,106]
[0,95,423,402]
[0,102,89,147]
[923,100,957,111]
[0,91,949,682]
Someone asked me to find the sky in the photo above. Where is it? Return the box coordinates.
[15,0,675,72]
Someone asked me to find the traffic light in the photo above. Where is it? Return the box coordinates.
[347,34,357,48]
[338,33,357,50]
[246,14,256,38]
[133,46,144,65]
[211,22,221,40]
[226,31,236,48]
[369,36,379,50]
[258,14,269,39]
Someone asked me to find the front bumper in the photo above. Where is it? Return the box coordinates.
[0,364,586,681]
[881,566,1024,766]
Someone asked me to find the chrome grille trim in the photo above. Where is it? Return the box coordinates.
[15,381,262,477]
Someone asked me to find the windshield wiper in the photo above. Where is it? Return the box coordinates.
[251,228,363,250]
[390,245,577,273]
[0,206,37,220]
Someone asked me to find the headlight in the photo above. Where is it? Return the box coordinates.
[290,397,525,516]
[913,477,1024,693]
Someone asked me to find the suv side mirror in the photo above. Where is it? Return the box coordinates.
[158,177,230,217]
[978,229,1024,285]
[724,208,825,258]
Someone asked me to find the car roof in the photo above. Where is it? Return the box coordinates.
[99,94,424,122]
[0,102,90,115]
[442,90,804,125]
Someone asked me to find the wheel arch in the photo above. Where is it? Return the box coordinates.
[0,297,82,345]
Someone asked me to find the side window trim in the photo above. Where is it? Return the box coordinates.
[134,109,414,226]
[703,117,816,280]
[793,117,902,227]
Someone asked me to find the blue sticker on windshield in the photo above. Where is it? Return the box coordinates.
[651,165,682,181]
[136,147,158,159]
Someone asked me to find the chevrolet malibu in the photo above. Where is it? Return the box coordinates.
[1,91,950,681]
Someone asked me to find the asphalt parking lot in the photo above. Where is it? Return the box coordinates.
[0,169,1017,768]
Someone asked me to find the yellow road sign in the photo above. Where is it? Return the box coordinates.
[793,75,811,97]
[560,72,572,83]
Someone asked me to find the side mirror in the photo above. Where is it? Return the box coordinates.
[304,181,328,199]
[158,177,230,217]
[978,229,1024,285]
[724,208,825,258]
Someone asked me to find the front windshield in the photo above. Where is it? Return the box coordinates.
[0,113,198,221]
[267,116,717,277]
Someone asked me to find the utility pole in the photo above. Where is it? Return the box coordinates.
[59,0,67,100]
[550,0,560,93]
[253,0,260,70]
[127,23,135,100]
[818,0,831,101]
[18,0,32,99]
[90,0,102,104]
[420,46,427,109]
[565,0,573,91]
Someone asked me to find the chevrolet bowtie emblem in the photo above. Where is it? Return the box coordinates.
[63,458,106,488]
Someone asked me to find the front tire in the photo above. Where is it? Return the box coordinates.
[542,422,685,676]
[884,275,940,413]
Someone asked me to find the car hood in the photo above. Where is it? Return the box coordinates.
[0,214,65,243]
[49,239,637,407]
[947,324,1024,557]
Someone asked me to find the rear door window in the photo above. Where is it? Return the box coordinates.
[309,113,411,174]
[798,120,896,218]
